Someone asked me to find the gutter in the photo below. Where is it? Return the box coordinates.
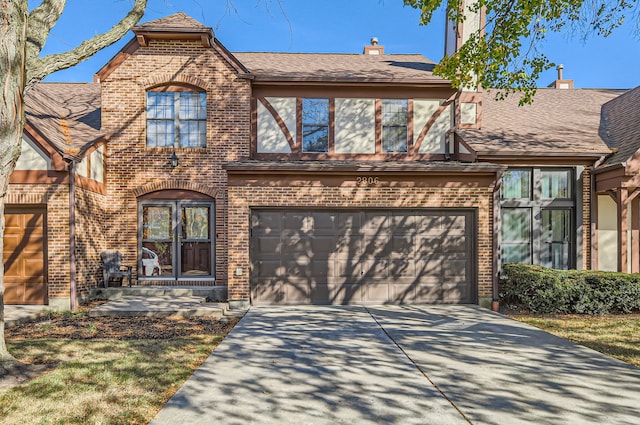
[62,153,79,311]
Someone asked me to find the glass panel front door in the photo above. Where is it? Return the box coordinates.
[140,201,214,279]
[181,206,212,276]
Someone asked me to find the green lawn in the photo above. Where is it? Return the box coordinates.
[511,314,640,367]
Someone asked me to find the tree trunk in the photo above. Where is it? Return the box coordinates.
[0,0,28,362]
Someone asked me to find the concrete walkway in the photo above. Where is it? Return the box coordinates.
[151,305,640,425]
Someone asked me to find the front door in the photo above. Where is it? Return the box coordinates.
[140,201,214,280]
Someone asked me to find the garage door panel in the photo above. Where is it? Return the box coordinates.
[362,212,389,233]
[286,282,311,303]
[390,213,417,230]
[389,258,414,278]
[310,260,329,278]
[442,235,468,253]
[310,283,331,304]
[417,236,445,255]
[390,283,416,303]
[364,282,389,304]
[331,259,361,279]
[251,209,476,305]
[252,278,286,305]
[362,259,389,278]
[415,283,445,303]
[390,234,416,257]
[331,283,363,305]
[3,207,47,305]
[253,260,285,278]
[254,236,281,254]
[252,211,283,233]
[363,234,392,257]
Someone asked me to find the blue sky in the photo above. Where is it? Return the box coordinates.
[39,0,639,89]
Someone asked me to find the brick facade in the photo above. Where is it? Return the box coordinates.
[227,172,497,302]
[100,39,251,285]
[6,14,609,308]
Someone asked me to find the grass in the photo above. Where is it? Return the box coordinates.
[510,314,640,367]
[1,327,231,424]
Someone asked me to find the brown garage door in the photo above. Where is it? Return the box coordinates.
[251,209,476,305]
[3,207,47,305]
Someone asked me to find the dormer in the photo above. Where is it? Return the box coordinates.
[132,12,213,47]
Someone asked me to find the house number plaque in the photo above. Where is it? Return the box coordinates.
[356,176,380,186]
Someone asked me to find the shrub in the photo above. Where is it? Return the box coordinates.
[500,263,640,314]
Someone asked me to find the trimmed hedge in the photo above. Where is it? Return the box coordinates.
[500,263,640,314]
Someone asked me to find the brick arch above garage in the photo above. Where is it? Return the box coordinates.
[133,180,218,199]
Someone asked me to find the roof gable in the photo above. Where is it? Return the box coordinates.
[600,86,640,166]
[95,12,247,82]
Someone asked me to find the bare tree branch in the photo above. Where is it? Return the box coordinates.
[25,0,148,89]
[26,0,66,64]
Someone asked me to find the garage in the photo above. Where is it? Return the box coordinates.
[3,206,47,305]
[251,209,476,305]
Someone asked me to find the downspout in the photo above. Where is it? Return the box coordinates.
[63,154,78,311]
[492,169,503,312]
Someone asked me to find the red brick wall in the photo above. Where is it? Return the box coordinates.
[101,39,251,284]
[75,187,107,294]
[227,174,496,302]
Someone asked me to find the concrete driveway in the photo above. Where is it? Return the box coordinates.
[151,305,640,425]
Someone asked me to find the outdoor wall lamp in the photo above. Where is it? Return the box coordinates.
[169,151,179,168]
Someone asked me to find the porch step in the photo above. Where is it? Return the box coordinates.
[88,295,244,319]
[90,285,227,302]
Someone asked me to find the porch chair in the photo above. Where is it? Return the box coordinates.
[101,250,133,288]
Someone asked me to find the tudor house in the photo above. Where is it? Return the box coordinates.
[4,11,638,310]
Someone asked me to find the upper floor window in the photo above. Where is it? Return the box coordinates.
[302,98,329,153]
[382,99,408,153]
[146,90,206,148]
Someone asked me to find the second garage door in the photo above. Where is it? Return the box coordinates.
[3,206,48,305]
[251,209,476,305]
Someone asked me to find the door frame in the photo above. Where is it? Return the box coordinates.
[138,199,215,281]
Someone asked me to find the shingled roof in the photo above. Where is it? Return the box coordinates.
[133,11,211,33]
[458,88,624,156]
[233,52,445,84]
[599,86,640,166]
[24,83,103,153]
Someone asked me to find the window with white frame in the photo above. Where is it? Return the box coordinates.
[146,90,207,148]
[501,168,575,269]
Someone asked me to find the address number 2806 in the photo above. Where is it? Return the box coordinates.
[356,176,380,186]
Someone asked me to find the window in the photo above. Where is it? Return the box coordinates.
[541,169,571,199]
[541,209,571,269]
[502,208,532,264]
[302,98,329,153]
[382,99,408,153]
[146,91,206,148]
[500,168,575,269]
[502,169,531,199]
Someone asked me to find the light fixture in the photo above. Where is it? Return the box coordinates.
[169,151,179,168]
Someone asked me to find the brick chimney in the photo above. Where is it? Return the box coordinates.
[548,64,574,89]
[363,37,384,55]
